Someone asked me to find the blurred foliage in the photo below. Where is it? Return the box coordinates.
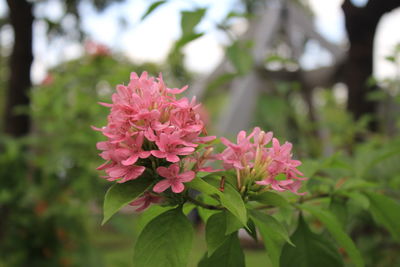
[0,50,165,266]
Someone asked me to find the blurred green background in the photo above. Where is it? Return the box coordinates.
[1,0,400,266]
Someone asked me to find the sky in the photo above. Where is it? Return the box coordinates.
[0,0,399,82]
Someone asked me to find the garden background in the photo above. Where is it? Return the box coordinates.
[0,0,400,266]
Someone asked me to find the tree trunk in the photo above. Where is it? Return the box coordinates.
[0,0,34,245]
[342,0,400,131]
[4,0,34,137]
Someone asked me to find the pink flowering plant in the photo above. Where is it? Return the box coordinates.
[94,72,372,267]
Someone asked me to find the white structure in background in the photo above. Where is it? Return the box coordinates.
[188,0,345,140]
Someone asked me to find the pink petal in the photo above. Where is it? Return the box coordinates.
[237,130,247,143]
[178,171,195,182]
[96,141,109,150]
[175,147,195,155]
[221,137,234,147]
[98,102,113,107]
[134,201,151,212]
[96,161,111,170]
[167,85,188,94]
[129,196,146,206]
[256,179,271,186]
[139,151,151,158]
[272,138,280,152]
[169,164,180,175]
[151,150,167,159]
[91,125,103,131]
[118,166,145,182]
[166,154,180,162]
[135,132,144,147]
[121,155,139,166]
[153,180,172,193]
[108,166,128,177]
[171,182,185,193]
[197,167,223,172]
[195,135,216,143]
[156,166,171,179]
[277,179,294,186]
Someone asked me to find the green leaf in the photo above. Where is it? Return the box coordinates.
[198,206,219,223]
[245,218,258,242]
[133,207,193,267]
[199,233,245,267]
[186,178,222,197]
[298,159,320,178]
[181,8,206,36]
[141,1,167,21]
[183,202,196,215]
[280,216,344,267]
[364,192,400,241]
[225,211,243,235]
[174,33,204,50]
[345,192,370,210]
[136,205,174,233]
[226,41,253,75]
[300,204,364,267]
[206,212,229,256]
[250,191,292,224]
[250,191,290,208]
[102,178,153,225]
[250,210,293,267]
[329,196,348,226]
[219,183,247,226]
[197,195,220,223]
[385,55,396,63]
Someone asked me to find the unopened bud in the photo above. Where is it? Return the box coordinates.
[204,147,214,158]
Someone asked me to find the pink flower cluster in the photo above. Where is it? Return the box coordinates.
[94,72,215,209]
[217,127,306,194]
[95,72,307,211]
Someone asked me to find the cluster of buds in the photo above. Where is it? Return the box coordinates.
[217,127,306,194]
[95,72,306,211]
[93,72,216,210]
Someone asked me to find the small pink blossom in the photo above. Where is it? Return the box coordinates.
[105,164,145,183]
[119,132,151,166]
[41,73,54,86]
[129,192,164,212]
[151,132,196,162]
[85,40,110,56]
[153,164,195,193]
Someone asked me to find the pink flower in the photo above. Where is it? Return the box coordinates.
[217,127,306,194]
[218,127,269,170]
[151,132,196,162]
[153,164,195,193]
[105,164,145,183]
[129,192,164,212]
[85,40,110,56]
[41,73,54,86]
[119,132,151,166]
